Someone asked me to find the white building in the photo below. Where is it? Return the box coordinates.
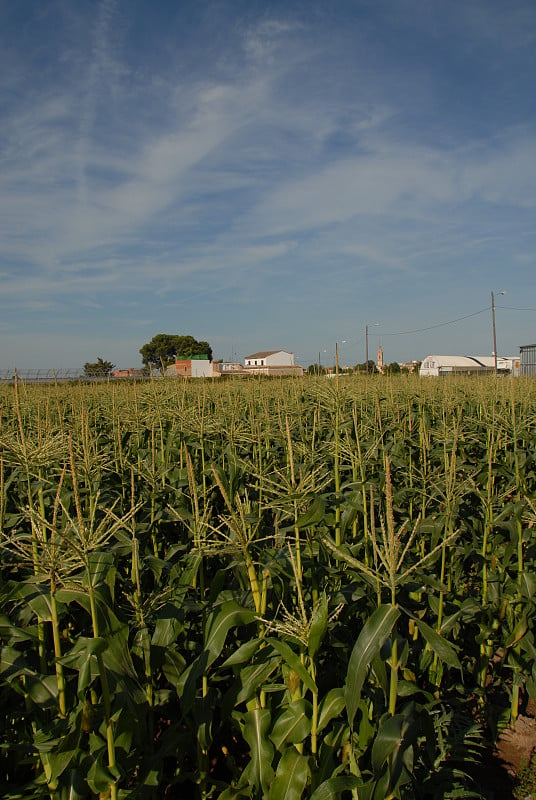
[243,350,303,376]
[520,344,536,377]
[165,356,220,378]
[420,355,519,377]
[218,361,244,373]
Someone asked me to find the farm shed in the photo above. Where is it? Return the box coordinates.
[520,344,536,377]
[420,355,518,377]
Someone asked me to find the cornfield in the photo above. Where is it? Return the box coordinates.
[1,374,535,799]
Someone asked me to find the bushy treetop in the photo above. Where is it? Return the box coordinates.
[140,334,213,370]
[83,358,115,377]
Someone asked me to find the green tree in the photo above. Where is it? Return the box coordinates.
[385,362,401,375]
[354,360,377,374]
[139,334,213,371]
[83,358,115,377]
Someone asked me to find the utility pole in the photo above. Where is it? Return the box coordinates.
[491,290,506,375]
[365,323,380,374]
[491,291,498,375]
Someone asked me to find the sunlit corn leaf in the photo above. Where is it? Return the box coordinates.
[268,747,309,800]
[345,604,400,729]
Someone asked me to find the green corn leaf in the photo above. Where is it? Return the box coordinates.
[371,768,390,800]
[415,618,461,669]
[204,600,256,667]
[239,708,275,793]
[506,615,529,648]
[371,714,407,773]
[235,656,281,706]
[0,645,28,680]
[371,651,388,701]
[194,691,215,751]
[162,649,187,689]
[266,638,317,694]
[27,673,59,707]
[520,571,536,600]
[59,636,107,697]
[294,497,326,530]
[64,767,91,799]
[101,623,139,683]
[268,747,310,800]
[151,604,184,648]
[317,688,345,734]
[55,588,92,615]
[309,776,360,800]
[175,651,209,715]
[35,730,80,782]
[269,699,312,751]
[220,637,262,668]
[345,604,400,729]
[175,549,202,586]
[59,636,108,666]
[86,760,118,795]
[85,551,115,589]
[22,587,54,621]
[371,711,418,792]
[0,614,38,644]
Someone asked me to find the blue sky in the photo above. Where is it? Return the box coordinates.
[1,0,535,370]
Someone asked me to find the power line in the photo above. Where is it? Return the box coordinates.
[499,305,536,312]
[375,307,491,337]
[365,303,536,339]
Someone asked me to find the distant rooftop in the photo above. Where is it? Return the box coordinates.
[245,350,287,359]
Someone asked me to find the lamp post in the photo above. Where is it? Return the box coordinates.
[491,290,506,375]
[365,323,380,374]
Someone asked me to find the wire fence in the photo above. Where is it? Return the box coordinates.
[0,369,106,384]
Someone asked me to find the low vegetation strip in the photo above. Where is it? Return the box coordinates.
[1,375,535,799]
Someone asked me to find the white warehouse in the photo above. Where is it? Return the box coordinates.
[420,355,519,377]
